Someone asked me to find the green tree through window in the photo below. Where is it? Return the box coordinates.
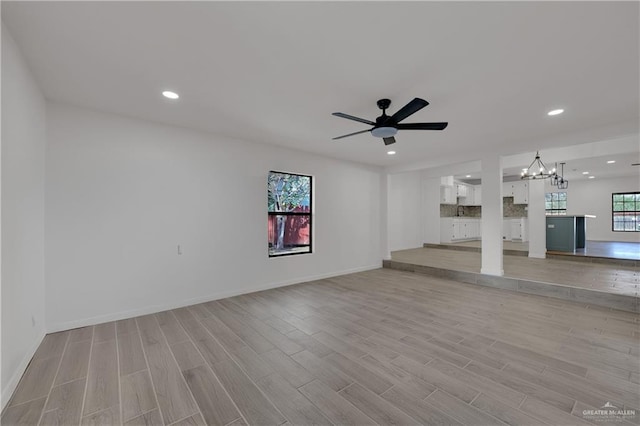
[268,171,312,257]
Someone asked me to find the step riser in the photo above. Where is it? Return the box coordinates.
[422,243,639,267]
[383,259,639,313]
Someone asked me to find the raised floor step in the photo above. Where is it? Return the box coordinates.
[383,259,639,313]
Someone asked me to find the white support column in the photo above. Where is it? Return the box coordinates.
[527,179,546,258]
[422,176,441,245]
[481,155,504,276]
[380,173,391,260]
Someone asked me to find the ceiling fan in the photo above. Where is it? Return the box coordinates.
[332,98,448,145]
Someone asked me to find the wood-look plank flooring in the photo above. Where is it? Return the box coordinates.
[442,240,640,261]
[392,247,640,296]
[443,240,529,252]
[3,268,639,425]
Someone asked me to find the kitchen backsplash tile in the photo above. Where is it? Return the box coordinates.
[504,196,528,217]
[440,204,457,217]
[440,197,527,217]
[440,204,481,217]
[463,206,482,217]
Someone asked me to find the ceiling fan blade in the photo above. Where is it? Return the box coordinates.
[397,122,448,130]
[332,112,375,126]
[383,137,396,146]
[332,128,372,140]
[389,98,429,123]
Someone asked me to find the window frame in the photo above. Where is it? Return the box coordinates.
[612,192,640,232]
[545,191,567,216]
[267,171,313,258]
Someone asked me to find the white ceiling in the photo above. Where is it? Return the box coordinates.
[3,1,639,169]
[457,152,640,182]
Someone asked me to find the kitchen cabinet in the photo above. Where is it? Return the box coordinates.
[456,184,468,197]
[513,181,528,204]
[502,182,515,197]
[440,186,456,204]
[503,218,528,242]
[460,185,481,206]
[503,219,511,240]
[441,218,482,243]
[502,181,528,204]
[452,221,462,240]
[510,220,523,240]
[546,216,587,252]
[466,220,480,238]
[458,185,473,205]
[441,175,454,187]
[473,186,482,205]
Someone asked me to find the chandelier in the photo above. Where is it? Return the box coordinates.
[521,151,556,180]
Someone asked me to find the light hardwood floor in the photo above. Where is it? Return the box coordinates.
[442,240,640,261]
[392,247,639,297]
[3,268,639,425]
[442,240,529,252]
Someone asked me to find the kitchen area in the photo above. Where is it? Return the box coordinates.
[439,175,529,246]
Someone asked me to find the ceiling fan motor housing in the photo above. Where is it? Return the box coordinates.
[374,99,394,136]
[377,98,391,110]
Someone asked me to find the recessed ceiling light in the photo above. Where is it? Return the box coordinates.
[582,171,589,175]
[547,109,564,116]
[607,160,616,164]
[465,175,471,178]
[387,151,396,155]
[162,90,179,100]
[588,176,595,179]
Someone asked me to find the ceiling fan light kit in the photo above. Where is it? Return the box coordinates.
[332,97,448,146]
[371,127,398,138]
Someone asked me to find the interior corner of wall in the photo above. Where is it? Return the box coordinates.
[1,329,46,411]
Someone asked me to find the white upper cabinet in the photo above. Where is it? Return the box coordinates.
[502,182,515,197]
[459,184,481,206]
[440,186,456,204]
[513,181,528,204]
[502,181,528,204]
[473,186,482,205]
[441,175,454,187]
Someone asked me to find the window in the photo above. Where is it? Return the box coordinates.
[268,171,312,257]
[612,192,640,232]
[545,192,567,215]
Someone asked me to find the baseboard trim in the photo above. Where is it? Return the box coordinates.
[480,267,504,276]
[46,263,381,333]
[528,251,546,259]
[1,331,46,411]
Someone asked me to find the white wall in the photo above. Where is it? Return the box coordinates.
[547,175,639,242]
[45,103,382,331]
[388,171,422,251]
[1,26,47,408]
